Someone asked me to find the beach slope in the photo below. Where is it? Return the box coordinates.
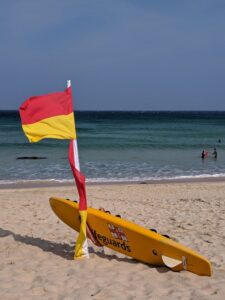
[1,182,225,299]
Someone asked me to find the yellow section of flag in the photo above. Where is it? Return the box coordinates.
[74,210,89,259]
[22,113,76,143]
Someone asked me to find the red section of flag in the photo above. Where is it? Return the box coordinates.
[68,140,87,210]
[20,87,73,125]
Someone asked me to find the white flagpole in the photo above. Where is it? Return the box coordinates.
[67,80,80,171]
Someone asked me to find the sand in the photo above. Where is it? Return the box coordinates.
[1,181,225,299]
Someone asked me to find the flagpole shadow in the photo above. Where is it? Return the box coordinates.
[0,227,75,260]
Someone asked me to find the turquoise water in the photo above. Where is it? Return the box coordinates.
[0,111,225,185]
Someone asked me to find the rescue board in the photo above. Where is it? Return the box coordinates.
[49,197,212,276]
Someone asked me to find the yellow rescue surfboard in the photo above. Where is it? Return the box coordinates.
[49,197,212,276]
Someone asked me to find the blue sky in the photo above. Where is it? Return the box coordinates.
[0,0,225,110]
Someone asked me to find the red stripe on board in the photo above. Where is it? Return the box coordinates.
[68,140,87,211]
[20,87,73,125]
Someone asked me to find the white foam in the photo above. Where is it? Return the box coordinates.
[1,173,225,186]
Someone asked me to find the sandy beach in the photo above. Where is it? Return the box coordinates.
[1,181,225,299]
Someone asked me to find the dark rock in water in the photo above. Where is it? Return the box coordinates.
[16,156,47,160]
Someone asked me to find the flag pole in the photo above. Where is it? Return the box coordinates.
[67,80,89,259]
[67,80,80,171]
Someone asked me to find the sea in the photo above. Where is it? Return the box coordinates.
[0,111,225,186]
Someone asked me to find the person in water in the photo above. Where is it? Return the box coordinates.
[201,150,209,159]
[201,150,205,159]
[212,148,217,159]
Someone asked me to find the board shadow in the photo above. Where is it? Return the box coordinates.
[0,227,169,273]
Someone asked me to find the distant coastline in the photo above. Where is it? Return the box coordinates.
[1,109,225,113]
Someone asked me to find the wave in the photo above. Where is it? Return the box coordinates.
[1,173,225,187]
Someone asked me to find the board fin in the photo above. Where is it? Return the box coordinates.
[162,255,183,269]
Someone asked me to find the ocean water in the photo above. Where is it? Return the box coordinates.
[0,111,225,185]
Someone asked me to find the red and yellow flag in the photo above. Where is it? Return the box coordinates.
[19,84,89,259]
[19,87,75,142]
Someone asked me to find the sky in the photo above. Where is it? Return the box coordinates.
[0,0,225,111]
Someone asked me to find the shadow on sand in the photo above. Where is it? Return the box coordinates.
[0,227,74,260]
[0,227,169,273]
